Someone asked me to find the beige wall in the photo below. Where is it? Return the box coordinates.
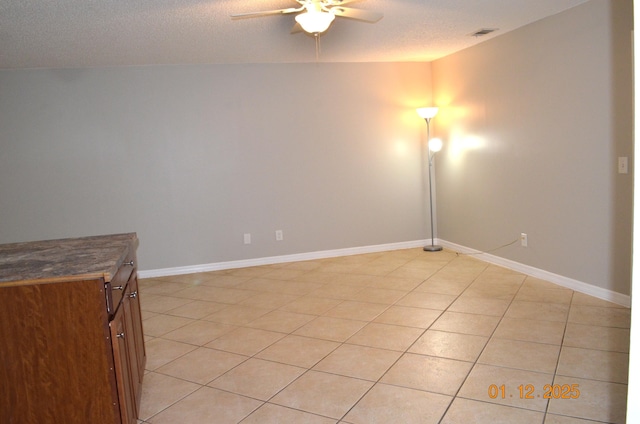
[0,63,433,270]
[432,0,633,294]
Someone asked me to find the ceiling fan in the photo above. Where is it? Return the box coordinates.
[231,0,383,35]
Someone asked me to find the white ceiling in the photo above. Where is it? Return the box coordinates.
[0,0,589,69]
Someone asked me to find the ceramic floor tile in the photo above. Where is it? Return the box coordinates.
[543,414,609,423]
[408,330,488,362]
[140,294,194,313]
[353,262,404,276]
[547,376,627,423]
[166,272,217,286]
[343,383,452,424]
[395,291,457,310]
[313,344,402,381]
[205,327,286,356]
[226,266,274,278]
[458,364,553,412]
[413,279,471,296]
[460,283,519,300]
[478,338,561,374]
[142,314,194,337]
[245,310,316,333]
[556,347,629,383]
[239,292,301,309]
[570,292,627,308]
[568,305,631,328]
[282,259,325,271]
[441,397,544,424]
[514,287,573,304]
[173,286,256,304]
[155,347,247,384]
[363,275,424,291]
[380,353,472,396]
[203,304,272,325]
[384,266,439,282]
[255,335,341,368]
[306,283,365,300]
[200,274,251,288]
[430,311,500,337]
[493,317,566,345]
[260,268,309,281]
[293,316,367,342]
[372,305,441,328]
[521,276,570,291]
[504,301,569,322]
[147,386,261,424]
[347,287,408,305]
[270,370,373,419]
[161,319,236,346]
[323,301,389,321]
[241,403,337,424]
[563,323,630,352]
[144,338,198,370]
[209,358,306,401]
[279,296,342,315]
[138,372,201,421]
[142,310,159,320]
[164,300,227,319]
[447,296,511,316]
[142,281,192,296]
[347,322,424,351]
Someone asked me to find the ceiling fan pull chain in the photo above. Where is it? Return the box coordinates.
[315,33,320,62]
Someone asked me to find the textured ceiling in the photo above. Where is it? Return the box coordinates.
[0,0,589,69]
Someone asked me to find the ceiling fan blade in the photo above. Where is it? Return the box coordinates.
[231,7,302,19]
[330,6,383,23]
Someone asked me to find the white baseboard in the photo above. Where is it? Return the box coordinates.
[138,239,429,279]
[139,237,630,308]
[438,239,631,307]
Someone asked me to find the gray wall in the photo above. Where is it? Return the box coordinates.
[0,63,433,270]
[432,0,633,294]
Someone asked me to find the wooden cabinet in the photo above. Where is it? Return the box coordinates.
[0,233,145,424]
[110,270,146,424]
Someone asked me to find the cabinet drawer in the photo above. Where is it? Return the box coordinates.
[105,252,136,316]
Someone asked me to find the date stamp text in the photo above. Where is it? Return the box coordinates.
[488,384,580,399]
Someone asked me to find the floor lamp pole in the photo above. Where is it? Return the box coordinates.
[424,117,443,252]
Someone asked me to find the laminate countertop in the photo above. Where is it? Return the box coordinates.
[0,233,138,287]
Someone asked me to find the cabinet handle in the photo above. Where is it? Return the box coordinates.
[123,261,134,266]
[116,332,125,339]
[113,285,124,291]
[129,291,137,299]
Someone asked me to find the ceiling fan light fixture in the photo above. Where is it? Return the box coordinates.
[295,10,335,34]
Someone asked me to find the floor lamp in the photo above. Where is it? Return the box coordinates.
[417,107,443,252]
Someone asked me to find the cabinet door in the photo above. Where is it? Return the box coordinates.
[110,301,136,424]
[127,272,146,385]
[122,281,142,415]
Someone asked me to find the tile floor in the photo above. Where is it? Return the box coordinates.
[136,248,631,423]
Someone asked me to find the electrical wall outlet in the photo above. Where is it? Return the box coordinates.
[520,233,528,247]
[243,233,251,245]
[275,230,283,241]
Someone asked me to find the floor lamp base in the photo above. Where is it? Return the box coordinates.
[423,245,443,252]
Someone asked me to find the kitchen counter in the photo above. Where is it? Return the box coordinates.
[0,233,138,286]
[0,232,144,423]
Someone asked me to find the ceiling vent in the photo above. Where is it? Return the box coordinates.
[469,28,498,37]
